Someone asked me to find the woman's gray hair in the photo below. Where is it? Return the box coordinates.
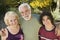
[18,3,31,12]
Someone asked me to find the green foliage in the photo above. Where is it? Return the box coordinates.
[4,0,19,7]
[2,0,31,7]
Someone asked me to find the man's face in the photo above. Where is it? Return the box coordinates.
[20,7,31,20]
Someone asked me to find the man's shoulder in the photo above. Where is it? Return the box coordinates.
[31,14,40,22]
[32,14,40,20]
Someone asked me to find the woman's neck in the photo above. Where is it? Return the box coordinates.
[10,25,19,28]
[7,25,20,35]
[8,25,20,29]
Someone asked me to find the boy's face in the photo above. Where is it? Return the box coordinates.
[42,16,52,26]
[20,7,31,20]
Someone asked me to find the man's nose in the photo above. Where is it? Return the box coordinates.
[25,12,27,15]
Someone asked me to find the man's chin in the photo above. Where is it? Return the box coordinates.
[24,18,30,21]
[23,18,30,21]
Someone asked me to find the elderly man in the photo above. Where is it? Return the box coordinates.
[18,3,41,40]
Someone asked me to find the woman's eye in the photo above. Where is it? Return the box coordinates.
[10,20,13,22]
[14,19,16,21]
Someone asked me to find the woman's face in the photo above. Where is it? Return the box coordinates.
[8,16,18,26]
[42,16,52,26]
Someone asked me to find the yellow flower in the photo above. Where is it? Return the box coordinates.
[39,2,43,8]
[35,1,40,7]
[30,2,36,8]
[30,0,52,8]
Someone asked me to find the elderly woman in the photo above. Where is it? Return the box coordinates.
[0,11,24,40]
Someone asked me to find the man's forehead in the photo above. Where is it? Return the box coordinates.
[21,6,28,9]
[20,7,29,12]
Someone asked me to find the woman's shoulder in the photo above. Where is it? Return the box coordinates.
[19,28,24,34]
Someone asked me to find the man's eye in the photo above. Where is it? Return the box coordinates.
[26,10,29,12]
[21,12,24,13]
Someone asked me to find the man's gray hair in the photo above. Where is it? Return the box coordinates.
[18,3,31,12]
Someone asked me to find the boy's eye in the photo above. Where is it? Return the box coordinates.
[47,17,50,19]
[42,18,45,21]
